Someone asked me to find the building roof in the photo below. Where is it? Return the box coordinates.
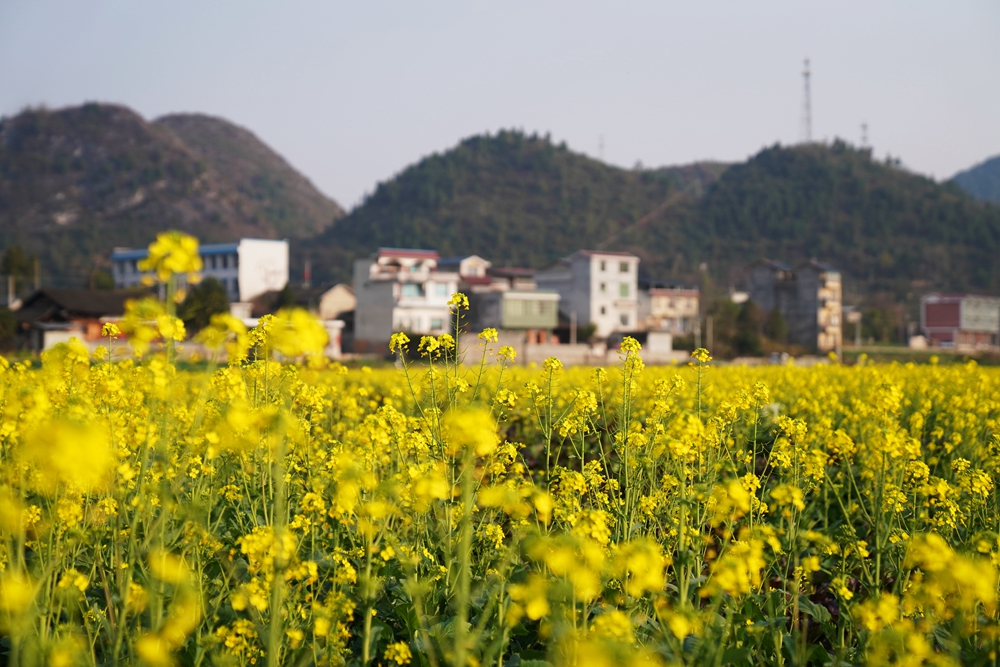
[922,293,1000,302]
[198,242,241,255]
[16,288,144,323]
[376,248,440,260]
[488,266,535,278]
[753,259,793,271]
[438,254,490,265]
[112,239,271,261]
[796,259,839,273]
[572,250,639,259]
[639,278,698,291]
[460,276,494,286]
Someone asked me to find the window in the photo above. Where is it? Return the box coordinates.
[600,282,606,293]
[619,283,629,297]
[435,284,448,297]
[619,261,629,273]
[401,283,424,297]
[600,306,606,315]
[620,314,629,326]
[431,318,444,330]
[600,260,606,271]
[232,254,238,268]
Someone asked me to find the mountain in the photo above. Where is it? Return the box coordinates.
[155,113,343,238]
[951,155,1000,204]
[310,130,728,282]
[313,131,1000,298]
[0,103,343,287]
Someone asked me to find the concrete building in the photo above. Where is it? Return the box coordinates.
[112,238,289,304]
[353,248,460,352]
[534,250,640,338]
[467,290,560,340]
[921,294,1000,349]
[638,280,700,335]
[748,259,842,353]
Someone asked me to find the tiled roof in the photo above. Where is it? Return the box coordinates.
[376,248,440,259]
[16,288,145,322]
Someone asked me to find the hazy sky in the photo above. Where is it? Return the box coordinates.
[1,2,998,209]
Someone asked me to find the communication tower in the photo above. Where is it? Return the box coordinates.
[801,58,812,143]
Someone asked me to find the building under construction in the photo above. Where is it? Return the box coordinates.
[748,260,843,354]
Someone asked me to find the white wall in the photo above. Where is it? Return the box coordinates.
[237,239,289,302]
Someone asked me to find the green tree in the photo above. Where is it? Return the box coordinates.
[275,283,298,310]
[763,308,788,344]
[733,301,764,356]
[2,246,36,297]
[0,308,16,349]
[89,268,115,290]
[178,277,230,332]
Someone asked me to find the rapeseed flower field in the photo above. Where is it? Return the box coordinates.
[2,234,1000,666]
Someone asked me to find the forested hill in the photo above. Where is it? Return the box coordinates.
[688,142,1000,295]
[0,103,343,287]
[311,131,729,281]
[952,155,1000,204]
[312,132,1000,296]
[155,113,344,237]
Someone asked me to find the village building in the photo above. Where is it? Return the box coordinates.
[15,288,137,352]
[748,259,842,353]
[920,293,1000,350]
[637,280,700,335]
[352,248,459,352]
[534,250,640,338]
[112,238,289,304]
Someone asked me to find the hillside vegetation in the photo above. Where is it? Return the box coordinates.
[314,132,1000,297]
[952,154,1000,204]
[311,130,727,282]
[0,103,343,286]
[156,113,343,238]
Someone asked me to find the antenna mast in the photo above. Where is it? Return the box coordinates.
[801,58,812,143]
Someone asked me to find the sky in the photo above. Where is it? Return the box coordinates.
[1,1,998,209]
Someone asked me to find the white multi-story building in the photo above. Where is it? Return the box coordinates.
[112,238,289,303]
[535,250,640,338]
[353,248,460,352]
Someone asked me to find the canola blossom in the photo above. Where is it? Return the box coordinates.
[2,338,1000,667]
[2,236,1000,667]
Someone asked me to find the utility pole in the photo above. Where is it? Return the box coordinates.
[34,257,40,291]
[570,310,577,345]
[860,122,869,148]
[801,58,812,143]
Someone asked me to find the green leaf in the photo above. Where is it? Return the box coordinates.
[798,598,832,624]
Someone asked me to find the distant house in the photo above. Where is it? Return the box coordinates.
[535,250,640,338]
[352,248,460,352]
[921,294,1000,349]
[748,260,843,353]
[638,280,700,335]
[467,290,560,342]
[15,288,138,352]
[112,238,289,304]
